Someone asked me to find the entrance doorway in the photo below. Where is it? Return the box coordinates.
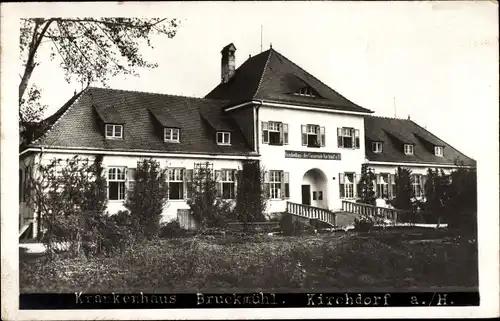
[301,168,328,209]
[301,185,311,205]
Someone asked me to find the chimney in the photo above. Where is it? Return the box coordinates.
[221,43,236,84]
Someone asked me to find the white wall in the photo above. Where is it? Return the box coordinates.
[259,106,366,211]
[34,152,244,223]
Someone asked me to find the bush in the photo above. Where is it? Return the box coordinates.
[159,219,188,239]
[353,216,375,232]
[125,159,169,240]
[279,213,313,236]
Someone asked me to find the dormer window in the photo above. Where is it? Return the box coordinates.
[435,146,444,157]
[105,124,123,139]
[372,142,383,153]
[404,144,414,155]
[295,86,317,97]
[164,127,180,143]
[217,131,231,145]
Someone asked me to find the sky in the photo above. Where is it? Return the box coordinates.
[21,1,499,158]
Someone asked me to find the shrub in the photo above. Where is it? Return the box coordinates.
[187,162,235,229]
[357,164,376,205]
[235,160,267,230]
[353,216,375,232]
[279,213,311,236]
[159,219,188,239]
[124,159,169,240]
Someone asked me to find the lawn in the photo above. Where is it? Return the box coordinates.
[20,229,478,293]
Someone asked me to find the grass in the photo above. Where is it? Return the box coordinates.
[19,229,478,293]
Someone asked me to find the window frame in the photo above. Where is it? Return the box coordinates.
[339,172,356,199]
[216,131,231,145]
[164,127,180,143]
[302,124,325,148]
[434,146,443,157]
[167,168,185,200]
[337,127,360,149]
[105,124,124,139]
[372,141,383,153]
[411,174,423,198]
[108,167,127,201]
[219,169,236,199]
[404,144,414,155]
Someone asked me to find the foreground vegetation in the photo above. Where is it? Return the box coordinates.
[20,230,477,293]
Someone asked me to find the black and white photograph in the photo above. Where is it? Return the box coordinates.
[1,1,498,319]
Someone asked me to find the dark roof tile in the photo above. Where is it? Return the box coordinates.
[365,116,475,166]
[28,87,253,156]
[206,48,373,114]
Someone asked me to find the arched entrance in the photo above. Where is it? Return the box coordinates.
[301,168,328,209]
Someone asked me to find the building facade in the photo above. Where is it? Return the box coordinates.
[19,43,475,236]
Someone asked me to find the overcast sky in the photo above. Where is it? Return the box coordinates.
[22,1,499,157]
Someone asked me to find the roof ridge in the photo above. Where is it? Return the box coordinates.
[87,86,229,103]
[31,87,89,146]
[409,119,475,163]
[252,49,273,99]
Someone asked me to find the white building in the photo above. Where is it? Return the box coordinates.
[19,43,475,236]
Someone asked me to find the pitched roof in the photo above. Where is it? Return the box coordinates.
[364,116,475,166]
[26,87,254,156]
[206,48,373,114]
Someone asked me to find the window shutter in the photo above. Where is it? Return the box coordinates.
[320,126,326,147]
[284,171,290,199]
[337,127,342,147]
[283,124,289,145]
[301,125,307,146]
[262,122,269,144]
[339,173,345,198]
[354,129,360,148]
[186,169,193,199]
[353,173,359,197]
[421,175,427,198]
[235,170,242,198]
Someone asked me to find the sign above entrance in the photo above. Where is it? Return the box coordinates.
[285,150,341,160]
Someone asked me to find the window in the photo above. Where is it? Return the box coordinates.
[337,127,360,148]
[295,86,317,97]
[216,169,236,199]
[168,168,185,200]
[301,124,325,147]
[262,121,288,145]
[404,144,414,155]
[105,124,123,139]
[376,173,390,199]
[411,174,423,198]
[372,142,383,153]
[435,146,443,157]
[164,128,180,143]
[318,191,323,200]
[265,170,289,199]
[339,172,357,199]
[108,167,126,200]
[217,132,231,145]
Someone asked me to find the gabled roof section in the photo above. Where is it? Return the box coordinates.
[94,102,125,124]
[25,87,253,156]
[149,107,181,128]
[206,48,372,114]
[365,116,475,166]
[198,106,233,131]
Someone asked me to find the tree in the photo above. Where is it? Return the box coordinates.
[357,163,376,205]
[19,18,180,137]
[124,159,169,240]
[187,162,233,229]
[235,160,267,231]
[423,168,450,224]
[446,167,477,235]
[392,167,413,211]
[27,155,108,257]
